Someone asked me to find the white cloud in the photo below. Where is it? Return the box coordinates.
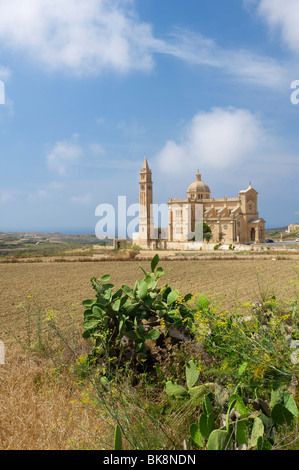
[257,0,299,55]
[0,0,290,90]
[46,139,82,175]
[156,107,271,176]
[163,28,289,90]
[0,0,160,75]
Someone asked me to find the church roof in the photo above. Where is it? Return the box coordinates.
[187,172,210,194]
[248,218,265,224]
[141,155,150,171]
[239,184,257,194]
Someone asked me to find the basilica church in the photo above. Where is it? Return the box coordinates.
[134,156,266,248]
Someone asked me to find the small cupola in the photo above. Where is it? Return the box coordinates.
[187,171,211,200]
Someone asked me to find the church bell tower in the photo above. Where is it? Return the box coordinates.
[139,156,153,245]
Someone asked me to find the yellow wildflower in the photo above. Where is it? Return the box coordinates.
[44,309,58,322]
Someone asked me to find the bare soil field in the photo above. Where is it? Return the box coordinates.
[1,258,298,352]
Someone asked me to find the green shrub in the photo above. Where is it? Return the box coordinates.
[81,255,197,376]
[189,386,298,450]
[214,243,222,250]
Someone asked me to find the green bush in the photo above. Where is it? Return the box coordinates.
[81,255,197,375]
[189,386,298,450]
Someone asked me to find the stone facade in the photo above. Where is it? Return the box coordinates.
[287,224,299,233]
[135,157,266,247]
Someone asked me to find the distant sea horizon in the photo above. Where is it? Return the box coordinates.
[0,228,96,235]
[0,224,289,235]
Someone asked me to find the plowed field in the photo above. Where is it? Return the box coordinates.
[1,258,298,352]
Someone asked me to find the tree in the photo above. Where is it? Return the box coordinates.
[204,231,212,242]
[193,222,212,242]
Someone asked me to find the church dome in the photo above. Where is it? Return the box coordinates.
[187,172,210,197]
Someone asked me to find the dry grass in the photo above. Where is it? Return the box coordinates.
[0,346,192,451]
[0,349,114,450]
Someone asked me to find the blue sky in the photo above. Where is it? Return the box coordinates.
[0,0,298,234]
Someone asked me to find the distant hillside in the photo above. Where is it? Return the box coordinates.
[0,232,114,258]
[265,226,288,233]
